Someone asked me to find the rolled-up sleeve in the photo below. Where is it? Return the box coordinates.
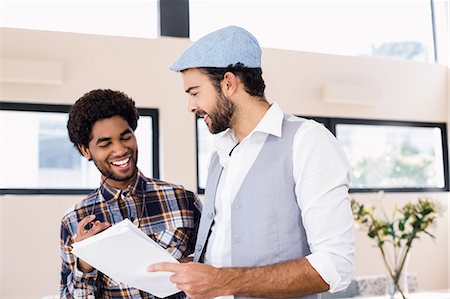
[293,121,355,293]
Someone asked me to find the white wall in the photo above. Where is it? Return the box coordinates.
[0,28,448,298]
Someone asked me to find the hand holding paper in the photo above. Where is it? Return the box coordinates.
[74,214,111,273]
[147,261,223,298]
[72,218,180,297]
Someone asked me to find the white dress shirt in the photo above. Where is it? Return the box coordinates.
[203,103,355,297]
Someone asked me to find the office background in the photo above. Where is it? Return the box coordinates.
[0,1,449,298]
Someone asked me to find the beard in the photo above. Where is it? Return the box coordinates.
[208,90,236,134]
[92,149,139,183]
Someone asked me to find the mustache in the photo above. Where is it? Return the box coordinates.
[196,110,207,117]
[109,151,133,161]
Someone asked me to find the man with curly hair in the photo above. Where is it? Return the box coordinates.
[60,89,202,298]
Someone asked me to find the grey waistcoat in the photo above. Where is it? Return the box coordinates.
[194,116,318,299]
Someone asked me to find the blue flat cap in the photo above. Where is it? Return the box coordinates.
[170,26,261,72]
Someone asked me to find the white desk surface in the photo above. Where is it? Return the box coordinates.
[340,289,450,299]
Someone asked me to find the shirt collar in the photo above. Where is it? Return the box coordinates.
[213,102,284,165]
[250,102,283,138]
[215,102,283,145]
[99,169,147,202]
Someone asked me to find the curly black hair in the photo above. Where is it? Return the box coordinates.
[67,89,139,155]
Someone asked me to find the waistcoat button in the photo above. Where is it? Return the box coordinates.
[207,212,214,219]
[196,244,203,252]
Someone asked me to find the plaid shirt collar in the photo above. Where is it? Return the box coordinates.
[99,169,148,202]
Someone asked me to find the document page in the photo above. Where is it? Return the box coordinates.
[72,218,180,297]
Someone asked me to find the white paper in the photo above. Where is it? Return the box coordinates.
[72,218,180,297]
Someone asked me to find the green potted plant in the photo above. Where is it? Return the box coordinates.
[351,194,442,299]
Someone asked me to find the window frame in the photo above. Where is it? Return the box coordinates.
[0,102,160,195]
[195,115,205,195]
[195,115,449,194]
[327,117,449,193]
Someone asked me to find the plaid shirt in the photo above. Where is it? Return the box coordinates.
[60,170,202,299]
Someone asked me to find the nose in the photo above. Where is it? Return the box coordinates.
[111,141,127,156]
[188,97,198,113]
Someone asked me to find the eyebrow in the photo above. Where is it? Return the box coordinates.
[95,137,111,145]
[185,86,199,94]
[95,128,133,145]
[120,128,133,136]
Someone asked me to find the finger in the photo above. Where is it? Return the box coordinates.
[77,215,96,235]
[147,262,181,273]
[170,273,180,284]
[84,222,111,238]
[93,221,111,230]
[175,283,186,292]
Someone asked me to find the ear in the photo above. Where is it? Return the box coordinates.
[78,144,92,161]
[222,72,239,96]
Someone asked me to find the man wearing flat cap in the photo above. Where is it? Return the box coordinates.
[148,26,355,299]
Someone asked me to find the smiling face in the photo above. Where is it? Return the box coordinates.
[182,68,236,134]
[79,115,138,189]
